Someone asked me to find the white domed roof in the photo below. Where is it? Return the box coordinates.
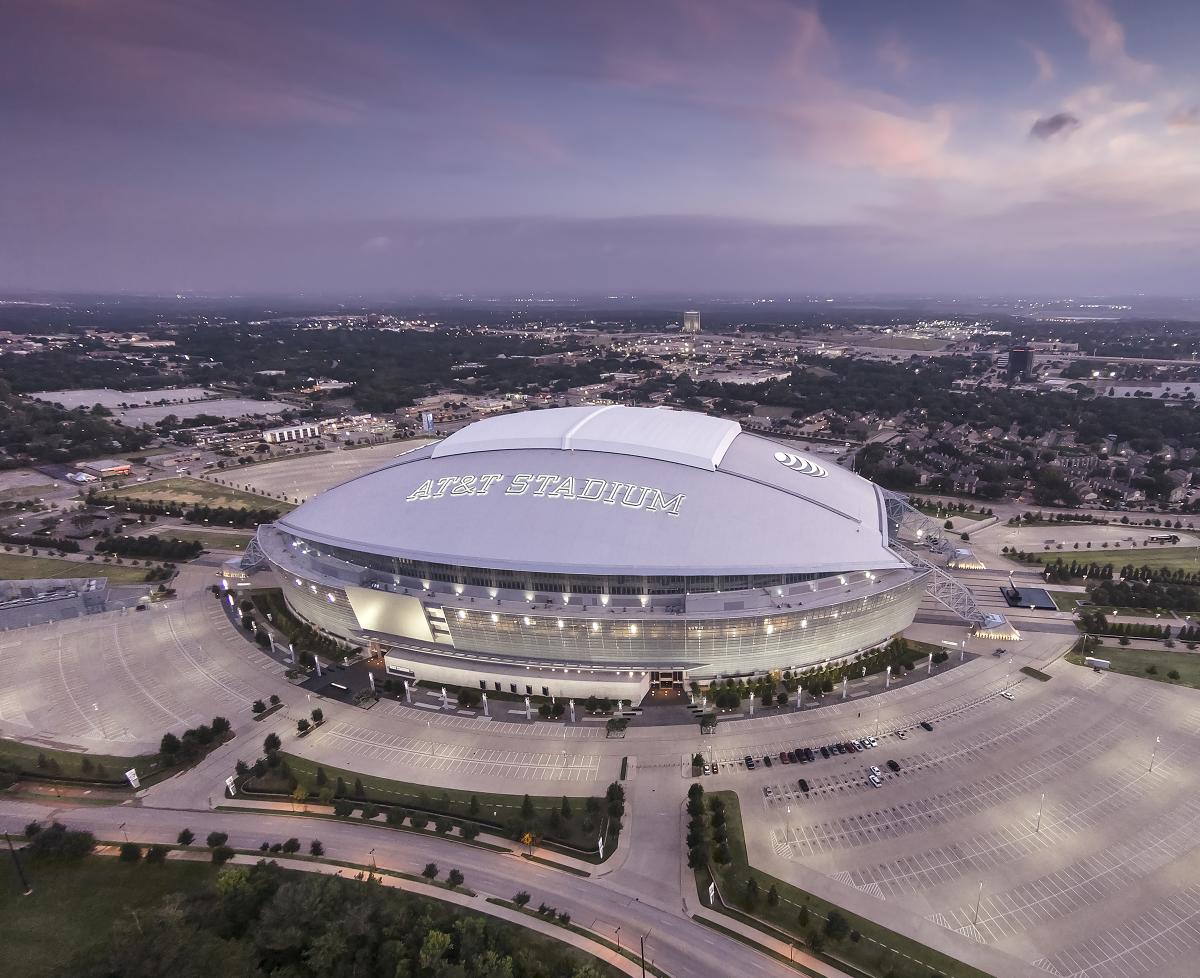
[276,406,907,577]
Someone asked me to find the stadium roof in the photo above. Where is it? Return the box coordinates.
[276,406,910,577]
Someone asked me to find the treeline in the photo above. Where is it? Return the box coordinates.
[1089,578,1200,612]
[1036,558,1117,582]
[158,716,232,763]
[95,534,202,560]
[1078,610,1171,638]
[0,531,80,552]
[89,491,280,527]
[59,857,608,978]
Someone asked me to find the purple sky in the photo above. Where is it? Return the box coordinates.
[3,0,1198,296]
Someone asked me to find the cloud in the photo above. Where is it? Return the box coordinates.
[876,31,912,79]
[1062,0,1154,81]
[1022,41,1055,84]
[1030,112,1082,140]
[1168,106,1200,129]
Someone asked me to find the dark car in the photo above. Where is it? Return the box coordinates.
[744,755,755,769]
[762,755,772,767]
[845,742,858,753]
[798,778,810,793]
[886,759,901,772]
[835,743,846,754]
[780,751,790,764]
[820,746,831,759]
[805,748,815,762]
[787,750,798,764]
[920,721,934,732]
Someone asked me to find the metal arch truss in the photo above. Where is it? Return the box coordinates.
[240,533,270,572]
[882,488,995,628]
[880,488,951,553]
[892,541,987,627]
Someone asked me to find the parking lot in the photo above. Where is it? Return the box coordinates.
[729,658,1200,978]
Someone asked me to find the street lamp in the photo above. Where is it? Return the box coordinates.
[614,926,621,951]
[369,848,376,872]
[119,822,129,843]
[972,881,984,926]
[1035,792,1045,833]
[1149,735,1160,772]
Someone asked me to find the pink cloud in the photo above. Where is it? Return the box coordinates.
[1062,0,1154,81]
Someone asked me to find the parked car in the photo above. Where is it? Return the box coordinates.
[920,720,934,732]
[798,778,810,793]
[886,759,901,772]
[787,750,798,764]
[820,746,831,758]
[869,766,882,777]
[868,774,883,788]
[703,764,711,775]
[744,755,755,769]
[762,755,772,767]
[780,751,790,764]
[1001,690,1015,701]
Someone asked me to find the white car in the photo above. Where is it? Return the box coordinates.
[869,766,882,777]
[1001,690,1015,701]
[868,774,882,788]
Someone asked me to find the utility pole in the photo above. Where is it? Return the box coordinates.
[640,930,651,978]
[4,832,32,895]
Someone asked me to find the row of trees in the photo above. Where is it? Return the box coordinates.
[158,715,232,763]
[95,534,202,560]
[1089,579,1200,613]
[1078,609,1171,639]
[88,491,281,528]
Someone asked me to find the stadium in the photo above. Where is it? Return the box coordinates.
[254,406,933,702]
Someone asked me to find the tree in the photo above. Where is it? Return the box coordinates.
[281,837,301,854]
[521,794,535,819]
[825,910,850,942]
[310,708,323,725]
[119,842,142,862]
[310,839,324,856]
[145,844,168,864]
[269,694,280,706]
[211,845,235,865]
[251,700,265,714]
[211,716,231,735]
[206,831,229,849]
[446,868,464,889]
[513,890,531,908]
[177,828,195,846]
[297,718,310,734]
[263,732,281,754]
[421,862,439,881]
[560,796,573,820]
[159,732,181,757]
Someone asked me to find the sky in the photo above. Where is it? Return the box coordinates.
[2,0,1199,297]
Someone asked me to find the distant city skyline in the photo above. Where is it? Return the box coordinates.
[3,0,1199,295]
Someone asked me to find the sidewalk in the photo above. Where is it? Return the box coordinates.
[215,792,601,876]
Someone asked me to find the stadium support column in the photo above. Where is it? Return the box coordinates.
[482,693,489,717]
[524,696,531,720]
[569,699,576,723]
[885,665,892,688]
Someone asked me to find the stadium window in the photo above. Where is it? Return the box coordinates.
[525,684,532,695]
[478,680,487,690]
[509,683,517,694]
[541,686,549,697]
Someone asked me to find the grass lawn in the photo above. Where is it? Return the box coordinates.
[250,752,608,851]
[0,553,153,584]
[0,735,164,785]
[1065,645,1200,689]
[696,790,991,978]
[1026,546,1200,573]
[1049,590,1089,612]
[2,856,218,978]
[917,506,988,522]
[109,476,293,512]
[155,528,254,551]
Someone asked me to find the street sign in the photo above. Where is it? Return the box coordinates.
[598,834,605,860]
[125,769,140,789]
[707,881,716,905]
[225,775,237,795]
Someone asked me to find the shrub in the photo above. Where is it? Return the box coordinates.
[410,814,429,830]
[177,828,195,846]
[145,845,168,864]
[333,800,354,817]
[119,842,142,863]
[513,890,531,907]
[309,840,324,856]
[421,862,439,880]
[206,832,228,849]
[447,868,464,889]
[1168,669,1181,681]
[251,700,266,714]
[281,837,301,854]
[211,845,235,865]
[297,718,310,734]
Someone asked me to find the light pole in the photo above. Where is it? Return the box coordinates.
[972,881,984,926]
[4,832,33,896]
[369,847,376,872]
[614,925,621,951]
[1149,735,1160,772]
[1035,793,1045,833]
[118,822,129,843]
[640,930,651,978]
